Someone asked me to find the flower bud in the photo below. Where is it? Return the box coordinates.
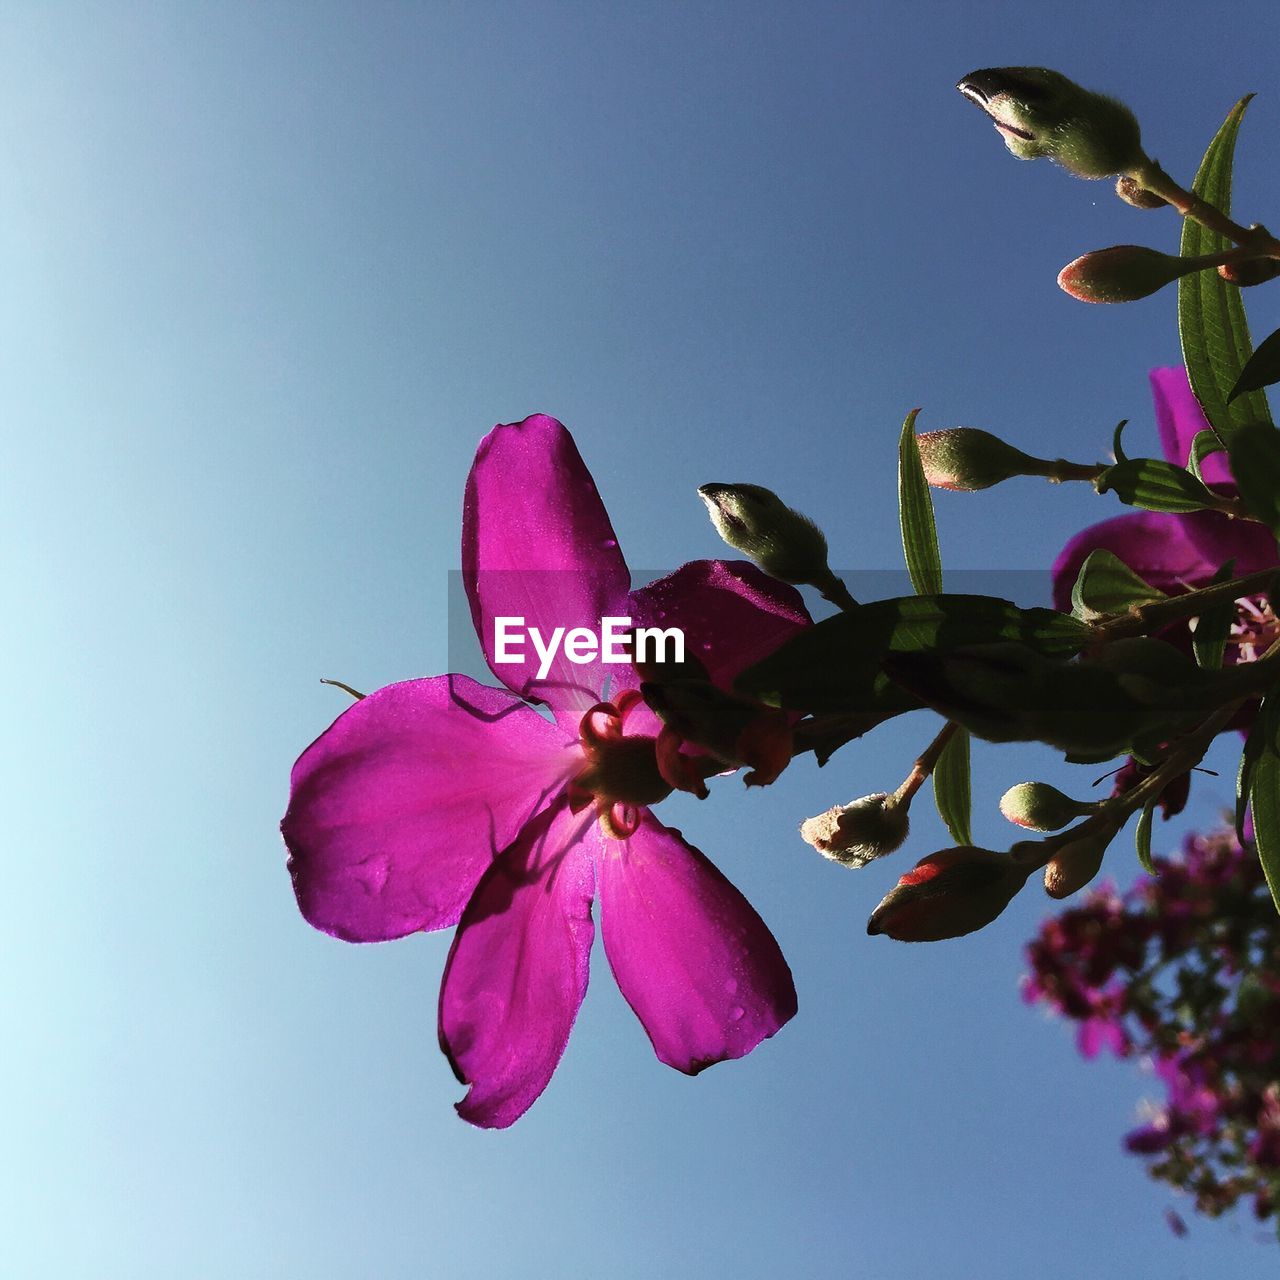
[956,67,1144,178]
[697,483,830,586]
[1114,175,1166,209]
[800,793,909,868]
[867,846,1029,942]
[1057,246,1190,304]
[915,428,1042,491]
[999,781,1094,832]
[1217,257,1280,288]
[1043,830,1112,898]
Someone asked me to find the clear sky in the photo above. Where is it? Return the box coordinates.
[6,2,1280,1276]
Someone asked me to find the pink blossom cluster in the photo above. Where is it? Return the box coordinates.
[1024,827,1280,1233]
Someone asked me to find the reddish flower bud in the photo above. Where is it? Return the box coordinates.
[1217,257,1280,288]
[1000,781,1094,832]
[1057,245,1189,304]
[1043,831,1110,899]
[1114,175,1166,209]
[867,846,1028,942]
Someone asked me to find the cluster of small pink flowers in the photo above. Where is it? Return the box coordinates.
[1024,826,1280,1234]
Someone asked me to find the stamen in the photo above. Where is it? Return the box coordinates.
[578,701,622,747]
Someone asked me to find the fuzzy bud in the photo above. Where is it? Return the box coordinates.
[1217,257,1280,288]
[867,846,1029,942]
[915,428,1042,491]
[697,483,830,586]
[1057,245,1190,304]
[999,781,1094,832]
[800,793,909,869]
[1043,829,1113,899]
[1114,174,1166,209]
[956,67,1144,179]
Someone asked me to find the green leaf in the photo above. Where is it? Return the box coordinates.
[896,423,973,841]
[1229,325,1280,402]
[1178,95,1273,441]
[1135,800,1156,875]
[1070,548,1168,623]
[898,409,943,595]
[1095,457,1227,513]
[1226,421,1280,535]
[735,593,1091,712]
[1249,694,1280,914]
[1239,711,1265,842]
[1192,560,1236,670]
[1187,430,1226,484]
[932,727,972,844]
[1112,419,1130,464]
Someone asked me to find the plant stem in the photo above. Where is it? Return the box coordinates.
[893,720,959,804]
[1129,159,1280,259]
[816,569,860,613]
[1097,567,1278,641]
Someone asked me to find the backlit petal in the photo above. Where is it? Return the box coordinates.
[597,810,796,1074]
[463,415,630,724]
[283,676,577,942]
[438,800,599,1129]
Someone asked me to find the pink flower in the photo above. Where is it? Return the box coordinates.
[1051,368,1279,808]
[282,415,807,1128]
[1052,367,1278,608]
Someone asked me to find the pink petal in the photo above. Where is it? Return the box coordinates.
[597,810,796,1074]
[438,800,599,1129]
[1051,511,1220,612]
[282,676,578,943]
[463,415,631,724]
[1151,366,1232,485]
[630,560,811,691]
[1178,508,1279,578]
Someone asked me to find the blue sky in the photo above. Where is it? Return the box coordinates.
[6,2,1280,1276]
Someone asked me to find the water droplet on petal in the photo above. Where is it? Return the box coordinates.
[729,1006,745,1022]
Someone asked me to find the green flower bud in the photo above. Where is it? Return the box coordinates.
[915,428,1042,491]
[956,67,1144,179]
[697,483,830,586]
[800,792,910,868]
[999,781,1095,832]
[867,846,1029,942]
[1114,175,1166,209]
[1218,257,1280,288]
[1057,245,1194,304]
[1043,828,1114,898]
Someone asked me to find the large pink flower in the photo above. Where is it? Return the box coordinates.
[282,415,806,1128]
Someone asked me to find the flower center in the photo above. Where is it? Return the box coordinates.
[568,694,672,839]
[1231,595,1280,662]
